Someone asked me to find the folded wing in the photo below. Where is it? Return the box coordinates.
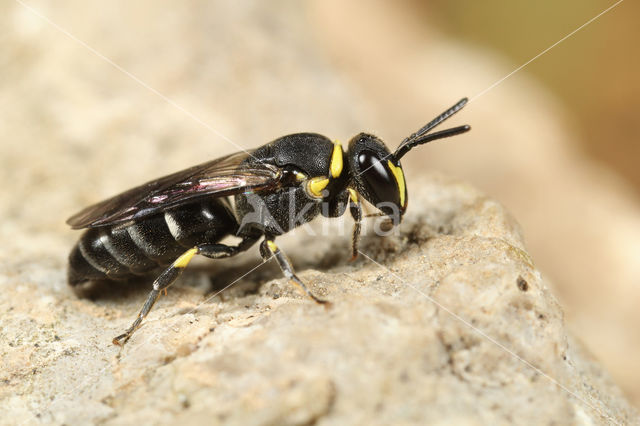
[67,151,281,229]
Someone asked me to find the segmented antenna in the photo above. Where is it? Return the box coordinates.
[393,98,470,161]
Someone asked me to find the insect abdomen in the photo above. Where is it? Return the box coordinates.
[68,199,238,287]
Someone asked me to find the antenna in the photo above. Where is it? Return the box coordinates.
[393,98,470,161]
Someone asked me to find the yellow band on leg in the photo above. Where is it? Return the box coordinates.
[348,188,358,204]
[173,247,198,268]
[267,240,278,252]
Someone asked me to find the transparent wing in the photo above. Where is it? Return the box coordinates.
[67,151,281,229]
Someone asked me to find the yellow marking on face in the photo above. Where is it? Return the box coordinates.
[330,140,343,178]
[307,176,329,198]
[387,160,406,208]
[295,171,307,182]
[267,240,278,252]
[348,188,358,204]
[173,247,198,268]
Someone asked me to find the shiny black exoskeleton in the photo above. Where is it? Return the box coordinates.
[67,98,470,345]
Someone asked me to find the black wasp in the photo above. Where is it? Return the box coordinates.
[67,98,470,345]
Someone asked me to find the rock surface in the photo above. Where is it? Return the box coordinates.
[1,175,638,425]
[1,1,639,424]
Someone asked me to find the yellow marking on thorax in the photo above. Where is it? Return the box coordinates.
[307,176,329,198]
[330,140,343,178]
[173,247,198,268]
[348,188,358,204]
[387,160,406,208]
[267,240,278,252]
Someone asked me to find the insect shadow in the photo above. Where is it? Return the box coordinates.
[75,242,352,305]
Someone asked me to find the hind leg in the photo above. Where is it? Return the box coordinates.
[113,237,258,345]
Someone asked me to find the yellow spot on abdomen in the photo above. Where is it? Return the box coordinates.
[387,160,406,208]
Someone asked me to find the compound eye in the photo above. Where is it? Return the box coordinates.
[357,150,401,208]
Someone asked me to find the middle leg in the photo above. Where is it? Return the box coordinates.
[260,238,329,305]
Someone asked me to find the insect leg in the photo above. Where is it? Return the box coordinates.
[112,237,258,346]
[113,247,198,345]
[259,239,329,305]
[197,236,259,260]
[348,189,362,261]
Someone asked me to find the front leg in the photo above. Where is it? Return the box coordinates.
[321,188,362,261]
[260,238,329,305]
[348,189,362,261]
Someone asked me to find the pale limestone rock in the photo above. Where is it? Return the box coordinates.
[1,1,639,424]
[1,175,637,425]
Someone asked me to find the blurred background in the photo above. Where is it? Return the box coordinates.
[430,0,640,192]
[1,0,639,408]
